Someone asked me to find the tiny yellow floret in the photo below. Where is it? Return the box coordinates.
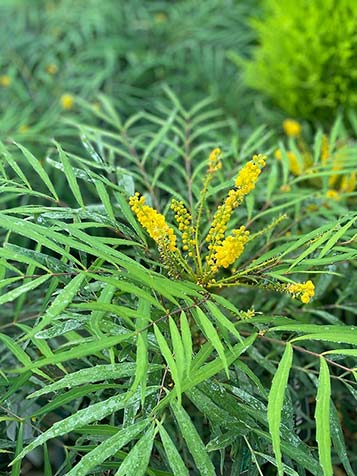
[287,280,315,304]
[326,189,340,201]
[60,94,74,110]
[283,119,301,137]
[130,193,177,252]
[46,64,58,75]
[0,75,11,87]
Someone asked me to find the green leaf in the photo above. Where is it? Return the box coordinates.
[0,274,50,306]
[65,420,150,476]
[318,217,357,258]
[171,402,215,476]
[180,311,193,377]
[114,425,155,476]
[169,317,185,382]
[267,343,293,476]
[11,422,24,476]
[55,141,85,208]
[12,389,156,464]
[154,324,182,404]
[14,142,59,200]
[315,358,332,476]
[192,307,229,377]
[158,425,189,476]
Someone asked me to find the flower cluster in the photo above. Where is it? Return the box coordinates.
[60,94,74,110]
[210,226,250,271]
[208,147,222,174]
[171,199,194,252]
[286,280,315,304]
[274,149,302,176]
[206,154,266,249]
[129,148,314,305]
[0,75,11,88]
[129,193,177,252]
[283,118,301,137]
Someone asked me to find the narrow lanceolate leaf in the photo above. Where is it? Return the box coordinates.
[154,324,182,404]
[55,141,85,208]
[114,425,155,476]
[14,142,59,200]
[267,343,293,476]
[180,311,193,377]
[12,389,156,464]
[0,274,50,306]
[28,363,142,398]
[192,307,229,377]
[169,317,185,382]
[159,424,189,476]
[315,358,332,476]
[65,419,150,476]
[318,217,357,258]
[171,402,215,476]
[24,273,86,339]
[11,422,24,476]
[205,301,242,342]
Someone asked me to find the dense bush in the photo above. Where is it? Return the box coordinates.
[244,0,357,121]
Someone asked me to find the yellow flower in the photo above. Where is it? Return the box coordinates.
[340,172,356,193]
[283,119,301,137]
[326,189,340,201]
[275,149,302,175]
[0,75,11,87]
[18,125,29,133]
[154,12,167,23]
[287,280,314,303]
[206,154,266,248]
[212,226,249,270]
[129,193,177,252]
[280,184,291,193]
[208,147,222,174]
[46,64,58,75]
[60,94,74,110]
[320,134,329,165]
[171,199,194,251]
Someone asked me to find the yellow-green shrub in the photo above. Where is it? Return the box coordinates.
[244,0,357,120]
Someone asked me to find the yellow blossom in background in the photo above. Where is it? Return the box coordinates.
[60,93,74,110]
[280,184,291,193]
[283,118,301,137]
[340,172,356,193]
[18,125,29,133]
[320,134,329,164]
[46,64,58,75]
[286,280,315,304]
[154,12,167,23]
[275,149,302,176]
[0,75,11,87]
[129,193,177,252]
[326,189,340,201]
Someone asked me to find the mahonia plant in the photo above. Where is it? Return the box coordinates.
[275,119,356,199]
[130,149,315,304]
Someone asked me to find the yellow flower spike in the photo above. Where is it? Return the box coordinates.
[320,134,329,165]
[326,189,340,201]
[170,199,195,252]
[286,280,315,304]
[208,147,222,174]
[0,75,11,87]
[234,154,266,195]
[340,172,356,193]
[46,64,58,75]
[212,227,250,269]
[275,149,302,175]
[283,119,302,137]
[129,193,177,252]
[60,93,74,110]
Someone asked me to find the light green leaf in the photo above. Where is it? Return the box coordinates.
[171,402,215,476]
[159,424,189,476]
[315,358,332,476]
[65,419,150,476]
[55,141,85,208]
[0,274,50,306]
[267,343,293,476]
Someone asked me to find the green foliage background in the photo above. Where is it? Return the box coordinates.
[1,1,357,476]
